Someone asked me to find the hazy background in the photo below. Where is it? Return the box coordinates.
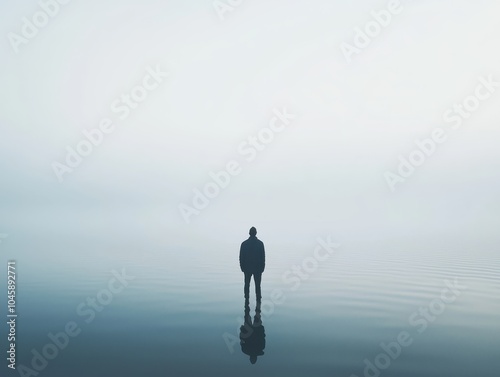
[1,0,500,251]
[1,1,500,376]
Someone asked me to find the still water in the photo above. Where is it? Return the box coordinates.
[2,233,499,377]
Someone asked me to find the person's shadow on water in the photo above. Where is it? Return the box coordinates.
[239,301,266,364]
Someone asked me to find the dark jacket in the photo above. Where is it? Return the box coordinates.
[239,236,265,274]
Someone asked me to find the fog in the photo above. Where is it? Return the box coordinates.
[1,0,499,252]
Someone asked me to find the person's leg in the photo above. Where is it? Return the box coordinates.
[254,272,262,300]
[244,272,251,299]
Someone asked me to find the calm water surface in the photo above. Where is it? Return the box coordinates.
[2,235,499,377]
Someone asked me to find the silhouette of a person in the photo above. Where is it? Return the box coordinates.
[239,227,265,301]
[239,301,265,364]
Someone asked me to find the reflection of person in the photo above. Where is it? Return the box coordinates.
[239,227,265,301]
[240,301,265,364]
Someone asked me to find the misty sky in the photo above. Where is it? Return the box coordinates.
[1,0,499,250]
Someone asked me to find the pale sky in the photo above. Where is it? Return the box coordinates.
[1,0,499,250]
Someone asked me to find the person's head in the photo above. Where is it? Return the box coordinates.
[249,227,257,237]
[250,355,257,364]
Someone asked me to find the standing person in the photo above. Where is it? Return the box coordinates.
[239,227,265,302]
